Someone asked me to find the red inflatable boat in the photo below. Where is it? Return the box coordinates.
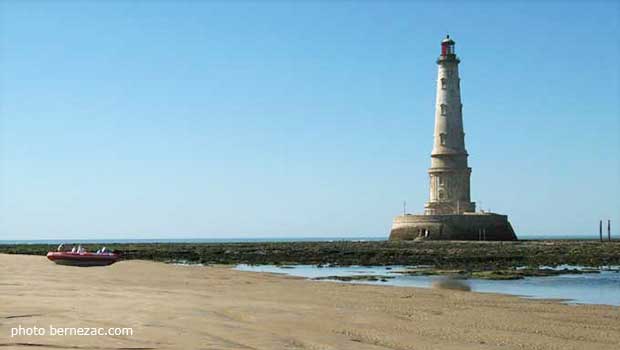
[47,251,121,267]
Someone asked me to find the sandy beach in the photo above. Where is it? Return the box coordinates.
[1,254,619,350]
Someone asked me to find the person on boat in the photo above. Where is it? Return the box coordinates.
[57,244,64,252]
[71,246,76,253]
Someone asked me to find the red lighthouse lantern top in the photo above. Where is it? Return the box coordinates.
[441,35,455,56]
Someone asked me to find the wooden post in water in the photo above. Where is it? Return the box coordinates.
[608,220,612,242]
[599,220,603,242]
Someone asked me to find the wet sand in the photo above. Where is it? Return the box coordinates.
[1,254,619,350]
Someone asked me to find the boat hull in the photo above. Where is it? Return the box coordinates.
[46,252,120,267]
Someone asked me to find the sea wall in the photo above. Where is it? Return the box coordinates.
[389,212,517,241]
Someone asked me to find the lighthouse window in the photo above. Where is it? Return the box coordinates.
[440,104,447,116]
[441,78,447,89]
[440,133,447,145]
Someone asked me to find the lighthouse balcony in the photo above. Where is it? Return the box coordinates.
[424,200,475,215]
[436,54,460,64]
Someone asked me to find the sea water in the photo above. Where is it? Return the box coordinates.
[235,264,620,306]
[0,234,609,244]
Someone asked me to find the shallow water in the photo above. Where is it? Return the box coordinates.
[235,264,620,306]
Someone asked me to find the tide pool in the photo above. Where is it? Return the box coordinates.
[235,264,620,306]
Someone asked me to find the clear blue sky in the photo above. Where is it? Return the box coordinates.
[1,1,618,239]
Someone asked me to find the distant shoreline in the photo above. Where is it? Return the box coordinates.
[0,237,387,245]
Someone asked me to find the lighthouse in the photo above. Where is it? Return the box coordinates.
[425,35,475,215]
[389,35,517,241]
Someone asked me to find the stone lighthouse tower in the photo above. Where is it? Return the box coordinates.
[425,35,475,215]
[389,35,517,241]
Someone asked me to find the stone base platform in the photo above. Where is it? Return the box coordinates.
[389,212,517,241]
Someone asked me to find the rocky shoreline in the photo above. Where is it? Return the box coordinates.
[391,266,608,280]
[1,240,619,269]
